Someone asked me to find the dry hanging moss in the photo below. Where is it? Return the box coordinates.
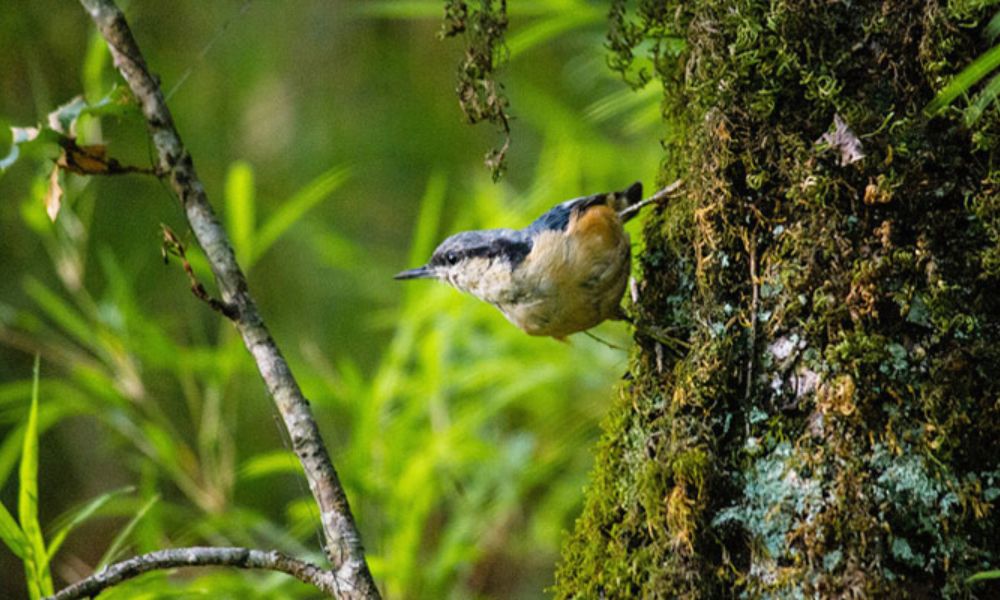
[440,0,511,180]
[556,1,1000,598]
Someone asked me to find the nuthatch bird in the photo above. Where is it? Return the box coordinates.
[395,182,646,339]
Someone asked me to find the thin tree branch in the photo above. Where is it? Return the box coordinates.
[617,178,684,222]
[46,547,337,600]
[74,1,379,598]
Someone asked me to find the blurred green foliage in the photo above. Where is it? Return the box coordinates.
[0,1,661,598]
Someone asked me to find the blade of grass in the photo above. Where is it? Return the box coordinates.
[23,278,95,352]
[968,569,1000,583]
[408,172,447,267]
[82,30,110,103]
[0,500,27,559]
[19,355,53,598]
[965,71,1000,125]
[43,486,134,569]
[507,11,603,59]
[0,401,79,493]
[97,494,159,569]
[927,44,1000,114]
[251,164,350,267]
[239,450,300,481]
[225,160,256,266]
[987,11,1000,43]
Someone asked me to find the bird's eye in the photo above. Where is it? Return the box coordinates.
[445,251,458,265]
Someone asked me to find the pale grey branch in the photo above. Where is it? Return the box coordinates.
[72,1,379,598]
[617,179,684,222]
[46,547,337,600]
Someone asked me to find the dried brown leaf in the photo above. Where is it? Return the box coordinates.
[45,165,62,222]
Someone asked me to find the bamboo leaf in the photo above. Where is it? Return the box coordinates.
[225,160,256,266]
[927,43,1000,114]
[507,11,603,59]
[19,355,53,597]
[239,451,300,480]
[97,494,159,569]
[409,172,447,267]
[965,72,1000,125]
[968,569,1000,582]
[43,486,134,569]
[252,165,350,267]
[987,11,1000,43]
[23,277,94,350]
[0,499,27,559]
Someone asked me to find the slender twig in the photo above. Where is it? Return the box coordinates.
[160,224,239,319]
[74,1,379,598]
[47,547,337,600]
[618,178,684,222]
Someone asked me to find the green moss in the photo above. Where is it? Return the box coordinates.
[556,1,1000,598]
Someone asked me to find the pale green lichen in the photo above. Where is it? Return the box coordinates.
[713,442,823,561]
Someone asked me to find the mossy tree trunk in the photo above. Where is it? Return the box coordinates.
[555,2,1000,597]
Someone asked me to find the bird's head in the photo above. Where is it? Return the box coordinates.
[394,229,530,300]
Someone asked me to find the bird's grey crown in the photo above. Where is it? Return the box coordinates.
[430,228,533,269]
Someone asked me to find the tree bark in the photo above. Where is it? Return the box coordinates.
[556,2,1000,598]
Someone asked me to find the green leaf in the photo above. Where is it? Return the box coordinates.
[77,86,135,120]
[968,569,1000,583]
[965,71,1000,125]
[97,494,159,569]
[252,164,350,267]
[507,11,603,59]
[987,11,1000,43]
[24,277,95,351]
[927,44,1000,115]
[83,31,110,103]
[43,486,134,569]
[20,355,53,598]
[409,172,447,267]
[309,229,364,272]
[225,161,256,266]
[239,451,300,480]
[0,499,27,559]
[0,395,82,492]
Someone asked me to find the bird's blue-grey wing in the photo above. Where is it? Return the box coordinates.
[526,182,642,234]
[526,195,600,233]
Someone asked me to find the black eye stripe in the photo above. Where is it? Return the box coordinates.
[431,230,532,268]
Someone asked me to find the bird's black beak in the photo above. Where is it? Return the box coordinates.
[394,265,435,280]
